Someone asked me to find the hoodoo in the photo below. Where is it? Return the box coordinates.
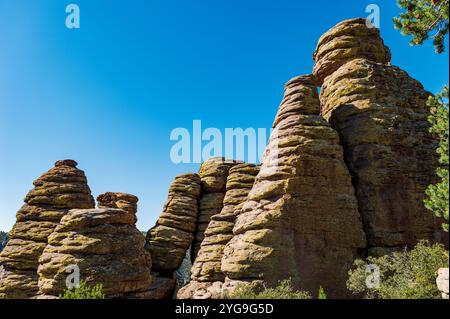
[0,160,95,299]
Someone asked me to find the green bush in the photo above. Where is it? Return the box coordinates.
[318,286,327,299]
[225,279,311,299]
[347,241,449,299]
[59,280,105,299]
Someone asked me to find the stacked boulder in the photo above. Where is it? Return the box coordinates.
[315,18,448,255]
[97,192,138,215]
[145,173,201,298]
[192,158,238,261]
[37,208,152,298]
[220,75,367,298]
[312,18,391,85]
[0,160,94,299]
[178,163,259,299]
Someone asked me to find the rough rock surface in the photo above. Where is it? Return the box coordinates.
[178,164,259,299]
[97,192,139,215]
[437,268,449,299]
[317,21,447,254]
[37,208,152,298]
[146,173,201,274]
[191,158,238,261]
[312,18,391,85]
[0,160,94,299]
[220,75,367,298]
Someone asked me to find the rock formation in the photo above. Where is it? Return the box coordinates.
[192,157,238,261]
[145,173,201,298]
[315,18,447,256]
[0,160,94,299]
[178,163,260,299]
[312,18,391,85]
[220,75,367,298]
[97,192,138,215]
[37,208,152,298]
[146,173,201,273]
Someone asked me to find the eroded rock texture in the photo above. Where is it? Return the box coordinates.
[316,21,447,255]
[144,173,202,298]
[146,173,201,273]
[312,18,391,85]
[97,192,138,215]
[0,160,94,299]
[178,164,259,299]
[221,75,366,298]
[191,158,238,261]
[37,208,152,298]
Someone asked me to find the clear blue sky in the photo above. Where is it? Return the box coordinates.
[0,0,448,231]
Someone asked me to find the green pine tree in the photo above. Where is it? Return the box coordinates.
[425,86,449,231]
[393,0,449,53]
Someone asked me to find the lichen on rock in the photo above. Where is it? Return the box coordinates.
[0,160,94,299]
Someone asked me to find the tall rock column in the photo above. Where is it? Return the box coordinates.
[0,160,95,299]
[178,163,259,299]
[314,18,448,255]
[191,158,238,261]
[145,173,201,298]
[221,75,367,298]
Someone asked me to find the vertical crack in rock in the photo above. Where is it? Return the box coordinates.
[178,163,260,299]
[0,160,95,299]
[191,158,239,261]
[37,208,152,298]
[315,19,448,256]
[144,173,201,298]
[220,75,367,298]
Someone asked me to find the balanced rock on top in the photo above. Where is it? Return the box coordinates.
[0,160,94,299]
[97,192,139,215]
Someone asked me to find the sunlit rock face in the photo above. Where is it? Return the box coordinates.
[312,18,391,85]
[316,20,448,256]
[221,75,366,298]
[0,160,94,299]
[191,158,239,261]
[37,208,152,298]
[178,163,259,299]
